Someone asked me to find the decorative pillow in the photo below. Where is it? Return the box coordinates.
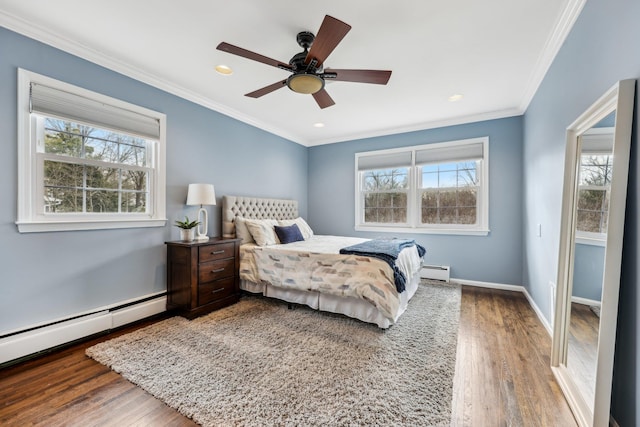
[279,217,314,240]
[244,218,279,246]
[274,224,304,244]
[234,217,255,244]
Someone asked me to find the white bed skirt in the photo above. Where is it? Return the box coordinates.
[240,272,420,329]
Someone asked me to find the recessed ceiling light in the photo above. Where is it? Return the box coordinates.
[215,65,233,75]
[448,94,464,102]
[313,122,325,128]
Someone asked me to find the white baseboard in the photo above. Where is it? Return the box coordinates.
[451,277,524,293]
[0,294,166,365]
[452,277,553,336]
[571,295,601,307]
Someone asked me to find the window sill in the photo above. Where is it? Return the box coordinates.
[355,225,490,236]
[16,218,167,233]
[575,235,606,247]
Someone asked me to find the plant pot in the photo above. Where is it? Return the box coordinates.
[180,228,196,242]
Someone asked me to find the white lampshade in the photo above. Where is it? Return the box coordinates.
[186,183,216,206]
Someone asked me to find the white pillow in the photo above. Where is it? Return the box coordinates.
[279,217,314,240]
[234,217,255,244]
[244,218,279,246]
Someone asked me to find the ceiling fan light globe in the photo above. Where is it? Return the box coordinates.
[287,74,324,94]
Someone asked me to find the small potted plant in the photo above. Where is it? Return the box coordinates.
[174,216,200,242]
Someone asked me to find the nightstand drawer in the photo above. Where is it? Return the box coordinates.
[199,258,235,283]
[199,243,235,263]
[199,277,236,306]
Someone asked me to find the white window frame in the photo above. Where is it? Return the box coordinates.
[355,137,489,236]
[16,69,167,233]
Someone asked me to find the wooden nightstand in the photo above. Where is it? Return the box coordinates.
[165,237,241,319]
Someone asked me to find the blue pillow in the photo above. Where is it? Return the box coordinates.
[274,223,304,244]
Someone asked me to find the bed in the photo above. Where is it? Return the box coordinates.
[222,195,424,328]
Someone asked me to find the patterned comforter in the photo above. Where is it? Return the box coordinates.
[239,235,423,321]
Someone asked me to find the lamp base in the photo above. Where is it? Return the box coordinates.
[195,207,209,241]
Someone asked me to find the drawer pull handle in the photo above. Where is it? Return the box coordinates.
[212,288,225,294]
[210,250,225,255]
[210,268,225,273]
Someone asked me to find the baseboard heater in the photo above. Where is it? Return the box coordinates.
[0,293,166,366]
[420,265,451,283]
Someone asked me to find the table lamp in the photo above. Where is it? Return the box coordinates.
[186,183,216,241]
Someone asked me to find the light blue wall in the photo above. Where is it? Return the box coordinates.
[522,0,640,423]
[0,27,308,334]
[308,117,523,285]
[573,243,604,301]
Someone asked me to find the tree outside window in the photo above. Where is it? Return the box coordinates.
[362,168,408,224]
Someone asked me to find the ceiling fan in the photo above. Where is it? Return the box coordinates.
[216,15,392,109]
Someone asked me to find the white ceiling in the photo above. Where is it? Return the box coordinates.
[0,0,583,147]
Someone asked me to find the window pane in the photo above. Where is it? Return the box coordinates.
[439,170,457,188]
[422,171,439,189]
[577,189,605,211]
[422,208,437,223]
[44,160,83,188]
[122,192,147,213]
[458,207,477,224]
[422,191,437,208]
[86,166,119,189]
[577,210,604,233]
[86,190,119,213]
[363,168,408,191]
[458,166,477,186]
[580,155,612,185]
[44,187,82,213]
[122,171,148,191]
[458,188,477,207]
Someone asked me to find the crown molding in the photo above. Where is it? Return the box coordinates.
[518,0,587,112]
[304,107,523,147]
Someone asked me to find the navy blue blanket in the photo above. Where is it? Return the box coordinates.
[339,238,426,293]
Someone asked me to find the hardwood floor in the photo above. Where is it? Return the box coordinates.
[566,302,600,407]
[1,286,576,426]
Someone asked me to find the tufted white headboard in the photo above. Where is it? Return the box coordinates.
[222,195,299,238]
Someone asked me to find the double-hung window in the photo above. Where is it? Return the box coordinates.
[17,69,167,232]
[355,137,489,235]
[575,128,614,245]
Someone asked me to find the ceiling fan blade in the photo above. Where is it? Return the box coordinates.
[217,42,293,71]
[245,80,287,98]
[324,69,392,85]
[304,15,351,67]
[312,89,335,109]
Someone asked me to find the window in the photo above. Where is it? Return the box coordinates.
[17,69,166,232]
[575,128,614,245]
[355,137,489,235]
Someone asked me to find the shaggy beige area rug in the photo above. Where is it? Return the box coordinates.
[86,280,460,426]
